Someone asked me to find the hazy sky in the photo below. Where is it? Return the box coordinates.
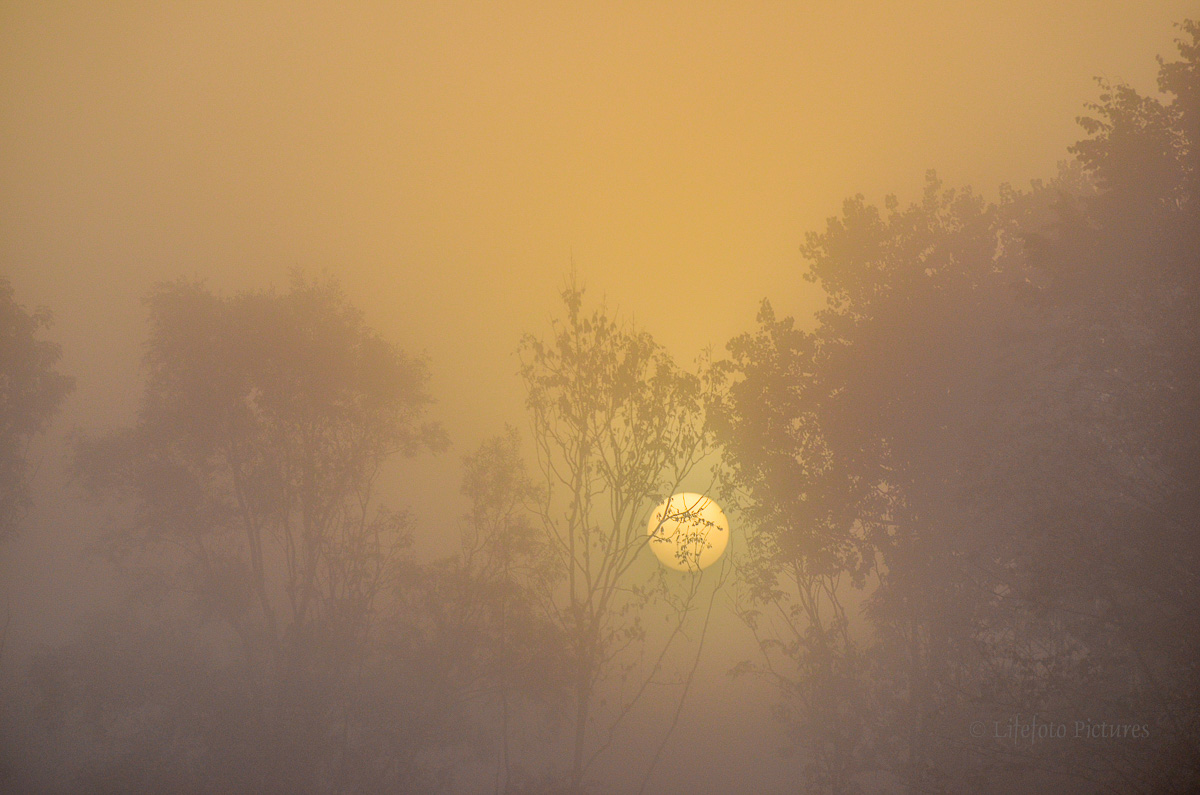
[3,6,1197,790]
[1,0,1194,644]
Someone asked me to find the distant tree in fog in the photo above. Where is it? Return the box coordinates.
[415,428,568,792]
[0,276,73,541]
[50,275,453,792]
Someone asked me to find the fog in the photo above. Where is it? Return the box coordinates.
[2,3,1199,792]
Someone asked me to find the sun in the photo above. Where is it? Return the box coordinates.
[646,493,729,572]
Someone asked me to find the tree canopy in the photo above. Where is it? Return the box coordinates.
[712,19,1200,792]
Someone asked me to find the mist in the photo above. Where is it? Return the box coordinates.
[3,3,1199,792]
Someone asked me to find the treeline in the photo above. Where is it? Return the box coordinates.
[3,275,722,794]
[710,20,1200,791]
[1,18,1198,795]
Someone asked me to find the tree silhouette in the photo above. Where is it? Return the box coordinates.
[711,299,876,792]
[518,283,720,793]
[64,275,452,792]
[0,276,73,542]
[714,18,1200,792]
[416,427,569,792]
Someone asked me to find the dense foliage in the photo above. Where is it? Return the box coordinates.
[713,21,1200,792]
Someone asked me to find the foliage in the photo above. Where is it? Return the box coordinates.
[713,19,1200,793]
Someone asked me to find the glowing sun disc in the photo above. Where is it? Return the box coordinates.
[647,493,729,572]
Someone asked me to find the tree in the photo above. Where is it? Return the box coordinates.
[1026,19,1200,787]
[713,17,1200,792]
[414,427,568,793]
[710,301,877,793]
[517,283,721,793]
[714,172,1055,791]
[0,275,74,541]
[66,275,450,792]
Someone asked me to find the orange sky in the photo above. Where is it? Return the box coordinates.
[2,1,1195,555]
[2,6,1197,787]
